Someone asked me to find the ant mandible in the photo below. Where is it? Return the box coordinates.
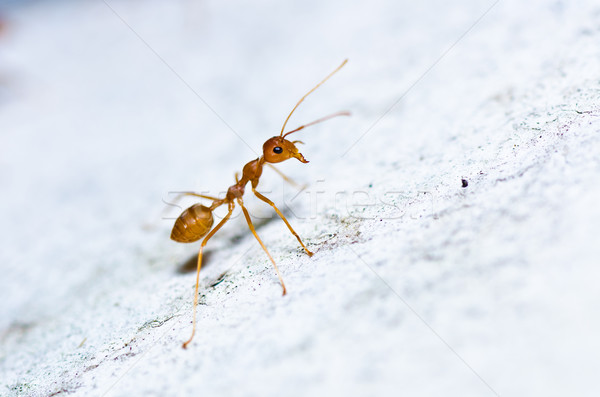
[171,59,349,348]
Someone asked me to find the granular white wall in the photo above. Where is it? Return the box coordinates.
[1,1,599,396]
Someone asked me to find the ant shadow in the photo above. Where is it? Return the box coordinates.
[176,250,214,274]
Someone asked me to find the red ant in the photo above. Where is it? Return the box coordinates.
[171,60,349,348]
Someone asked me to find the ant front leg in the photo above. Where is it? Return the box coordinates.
[251,187,314,257]
[266,163,306,191]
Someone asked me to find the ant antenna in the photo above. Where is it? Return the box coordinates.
[279,59,348,136]
[282,111,351,138]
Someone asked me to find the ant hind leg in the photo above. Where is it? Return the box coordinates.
[182,202,234,349]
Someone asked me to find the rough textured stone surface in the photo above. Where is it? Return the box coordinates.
[1,0,599,396]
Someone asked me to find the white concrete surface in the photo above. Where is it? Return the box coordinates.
[1,0,600,396]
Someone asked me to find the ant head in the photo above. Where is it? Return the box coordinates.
[262,136,308,164]
[262,59,349,165]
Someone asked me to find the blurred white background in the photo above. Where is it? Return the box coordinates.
[1,1,600,396]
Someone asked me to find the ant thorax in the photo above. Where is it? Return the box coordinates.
[226,183,245,200]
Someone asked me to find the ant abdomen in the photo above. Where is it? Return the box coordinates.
[171,204,214,243]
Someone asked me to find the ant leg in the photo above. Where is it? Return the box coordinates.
[145,192,222,230]
[252,188,314,257]
[266,163,306,190]
[237,199,287,296]
[182,202,234,349]
[169,191,221,203]
[163,192,221,218]
[235,172,240,183]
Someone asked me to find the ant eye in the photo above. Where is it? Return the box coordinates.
[273,146,283,154]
